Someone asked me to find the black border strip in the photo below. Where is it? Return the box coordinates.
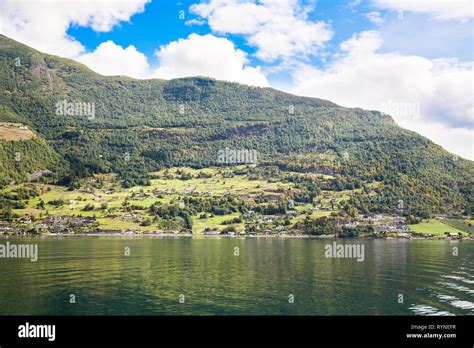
[0,315,472,346]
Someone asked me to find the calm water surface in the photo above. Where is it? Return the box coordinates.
[0,237,472,315]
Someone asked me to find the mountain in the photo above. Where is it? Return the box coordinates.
[0,34,472,216]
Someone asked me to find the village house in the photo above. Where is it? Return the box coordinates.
[69,218,83,226]
[19,217,32,224]
[121,214,142,221]
[82,217,96,224]
[35,224,48,231]
[445,232,460,239]
[375,222,410,233]
[51,224,66,232]
[360,214,384,223]
[396,232,411,239]
[342,221,359,229]
[42,217,55,225]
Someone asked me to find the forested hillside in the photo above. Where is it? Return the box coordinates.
[0,34,472,216]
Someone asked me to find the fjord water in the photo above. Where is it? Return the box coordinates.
[0,237,472,315]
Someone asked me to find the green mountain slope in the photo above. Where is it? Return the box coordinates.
[0,136,67,185]
[0,34,472,215]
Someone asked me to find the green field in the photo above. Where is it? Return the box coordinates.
[409,220,466,237]
[442,219,474,235]
[192,212,244,234]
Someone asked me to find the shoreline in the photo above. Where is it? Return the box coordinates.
[0,232,471,240]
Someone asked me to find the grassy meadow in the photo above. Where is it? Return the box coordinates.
[7,167,345,234]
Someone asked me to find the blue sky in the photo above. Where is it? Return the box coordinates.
[0,0,473,159]
[66,0,385,72]
[66,1,473,67]
[68,1,192,60]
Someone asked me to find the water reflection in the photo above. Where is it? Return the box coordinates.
[0,238,472,315]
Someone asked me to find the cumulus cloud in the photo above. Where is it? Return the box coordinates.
[373,0,474,21]
[77,41,150,78]
[190,0,333,62]
[396,118,474,161]
[0,1,268,85]
[365,11,384,25]
[153,34,268,87]
[291,31,474,159]
[0,0,150,58]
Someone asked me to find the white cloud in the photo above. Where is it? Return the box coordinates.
[153,34,268,87]
[339,30,384,56]
[77,41,150,78]
[0,0,149,57]
[373,0,474,21]
[397,118,473,161]
[349,0,362,9]
[184,19,205,26]
[0,0,155,79]
[291,31,474,159]
[190,0,333,62]
[376,13,473,60]
[365,11,384,25]
[0,1,268,84]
